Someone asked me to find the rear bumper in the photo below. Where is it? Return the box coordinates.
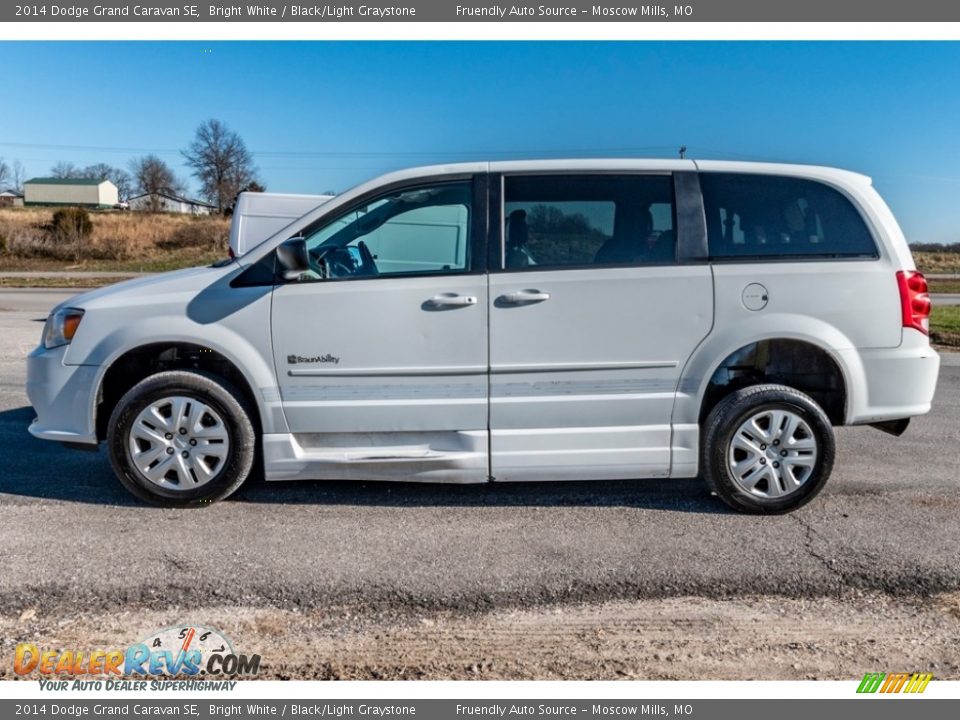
[842,329,940,425]
[26,345,99,445]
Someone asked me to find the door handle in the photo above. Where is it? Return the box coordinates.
[497,290,551,305]
[425,294,478,309]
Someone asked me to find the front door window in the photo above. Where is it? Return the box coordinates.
[296,182,472,281]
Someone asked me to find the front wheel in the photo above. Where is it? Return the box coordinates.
[107,370,256,507]
[701,384,835,514]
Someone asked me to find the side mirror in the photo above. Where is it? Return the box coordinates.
[276,237,309,280]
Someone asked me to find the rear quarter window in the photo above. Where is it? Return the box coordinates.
[700,173,878,260]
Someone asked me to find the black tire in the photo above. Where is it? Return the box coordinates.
[107,370,256,507]
[701,384,835,514]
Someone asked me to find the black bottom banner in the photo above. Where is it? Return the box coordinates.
[3,699,957,720]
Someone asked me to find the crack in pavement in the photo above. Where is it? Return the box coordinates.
[792,512,845,599]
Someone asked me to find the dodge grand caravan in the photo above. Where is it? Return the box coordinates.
[26,160,940,512]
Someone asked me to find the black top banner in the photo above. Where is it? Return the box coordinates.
[5,0,960,22]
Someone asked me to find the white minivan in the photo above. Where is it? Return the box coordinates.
[26,160,940,512]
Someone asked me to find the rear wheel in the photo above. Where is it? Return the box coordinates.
[107,370,256,506]
[701,384,835,513]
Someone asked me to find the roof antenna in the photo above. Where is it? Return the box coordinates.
[679,145,687,159]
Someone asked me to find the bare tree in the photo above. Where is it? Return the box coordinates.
[83,163,134,200]
[50,161,81,179]
[81,163,115,181]
[110,169,134,201]
[182,119,259,213]
[12,161,26,194]
[0,157,9,191]
[129,155,185,212]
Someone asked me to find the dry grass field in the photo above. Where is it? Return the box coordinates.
[0,207,230,272]
[914,251,960,275]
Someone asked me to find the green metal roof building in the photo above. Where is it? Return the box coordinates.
[24,177,119,208]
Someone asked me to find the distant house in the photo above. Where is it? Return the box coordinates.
[23,177,119,208]
[127,191,216,215]
[0,191,24,208]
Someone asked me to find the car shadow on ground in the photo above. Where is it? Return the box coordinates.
[0,406,727,514]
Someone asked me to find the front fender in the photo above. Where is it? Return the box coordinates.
[73,294,286,437]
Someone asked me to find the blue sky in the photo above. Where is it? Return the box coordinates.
[1,41,959,243]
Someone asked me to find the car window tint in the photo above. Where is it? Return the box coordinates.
[502,175,677,270]
[700,173,877,260]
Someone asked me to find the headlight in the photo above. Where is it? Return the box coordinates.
[43,308,85,349]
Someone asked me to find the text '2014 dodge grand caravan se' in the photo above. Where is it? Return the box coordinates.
[26,160,940,512]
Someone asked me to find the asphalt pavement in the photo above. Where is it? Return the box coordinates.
[0,288,92,313]
[1,289,958,615]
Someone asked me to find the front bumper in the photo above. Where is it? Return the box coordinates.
[26,345,99,445]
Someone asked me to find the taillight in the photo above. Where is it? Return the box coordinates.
[896,270,931,335]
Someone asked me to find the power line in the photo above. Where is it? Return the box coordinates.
[0,140,679,160]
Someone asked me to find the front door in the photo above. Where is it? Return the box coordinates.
[269,177,489,482]
[488,173,714,481]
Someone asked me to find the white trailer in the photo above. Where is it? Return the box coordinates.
[229,192,334,257]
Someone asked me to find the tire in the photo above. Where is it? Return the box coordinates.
[107,370,256,507]
[701,384,835,514]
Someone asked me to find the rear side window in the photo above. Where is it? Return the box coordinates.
[502,174,677,270]
[700,173,877,260]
